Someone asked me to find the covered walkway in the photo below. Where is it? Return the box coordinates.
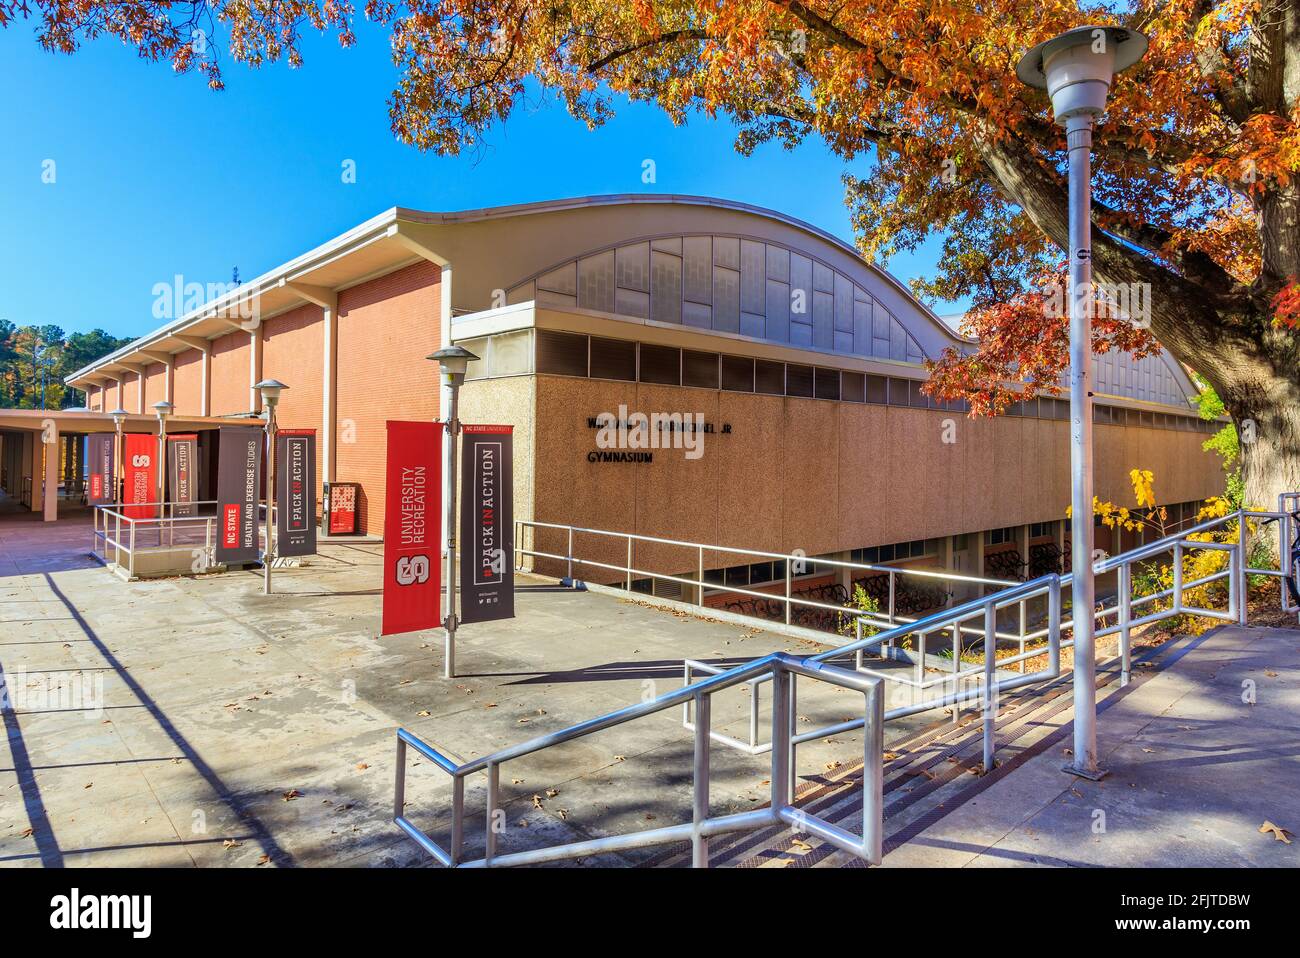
[0,408,233,523]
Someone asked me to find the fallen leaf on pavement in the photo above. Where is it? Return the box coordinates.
[1260,821,1293,844]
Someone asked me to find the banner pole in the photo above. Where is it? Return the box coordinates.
[254,379,288,597]
[264,402,277,595]
[429,345,477,679]
[443,386,460,680]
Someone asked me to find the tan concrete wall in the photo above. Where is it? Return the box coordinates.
[87,384,102,412]
[335,261,442,533]
[529,375,1225,581]
[173,350,203,416]
[459,374,536,542]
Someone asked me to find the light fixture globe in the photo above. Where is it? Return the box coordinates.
[254,378,288,405]
[152,400,174,418]
[1016,25,1147,124]
[109,408,129,426]
[427,345,480,379]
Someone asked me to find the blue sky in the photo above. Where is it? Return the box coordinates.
[0,23,961,340]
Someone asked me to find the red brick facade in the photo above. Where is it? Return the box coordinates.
[173,349,203,416]
[210,330,252,416]
[335,261,442,533]
[262,303,326,503]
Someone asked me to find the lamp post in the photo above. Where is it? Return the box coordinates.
[427,345,479,679]
[254,379,288,595]
[152,400,173,517]
[1017,25,1147,779]
[110,408,129,506]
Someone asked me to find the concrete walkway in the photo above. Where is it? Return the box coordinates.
[0,514,913,867]
[883,625,1300,867]
[3,512,1297,868]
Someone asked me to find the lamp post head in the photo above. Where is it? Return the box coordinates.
[1016,25,1147,125]
[152,400,174,421]
[427,345,479,384]
[254,378,288,407]
[109,408,129,428]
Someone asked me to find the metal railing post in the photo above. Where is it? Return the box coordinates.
[1236,511,1249,626]
[626,536,632,591]
[951,623,962,724]
[692,692,711,868]
[1118,562,1132,686]
[915,630,926,685]
[982,600,997,773]
[394,735,407,821]
[128,520,136,579]
[1018,598,1027,673]
[697,546,705,607]
[786,674,797,806]
[888,570,896,625]
[485,762,499,866]
[770,666,792,815]
[567,526,574,581]
[1226,543,1239,626]
[1172,541,1184,613]
[450,775,465,867]
[784,562,792,624]
[862,678,884,864]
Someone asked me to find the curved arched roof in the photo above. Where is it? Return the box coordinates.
[65,193,1200,410]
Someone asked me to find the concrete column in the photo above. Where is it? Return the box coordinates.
[201,346,211,416]
[43,421,59,522]
[249,325,263,413]
[322,299,338,485]
[22,431,37,512]
[938,536,955,607]
[164,359,174,404]
[836,550,854,594]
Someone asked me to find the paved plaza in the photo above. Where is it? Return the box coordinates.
[1,510,1296,868]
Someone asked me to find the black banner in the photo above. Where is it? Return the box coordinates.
[216,426,263,564]
[276,429,317,557]
[459,424,514,624]
[168,434,198,518]
[87,433,115,506]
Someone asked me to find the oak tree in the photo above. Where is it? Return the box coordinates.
[7,0,1298,504]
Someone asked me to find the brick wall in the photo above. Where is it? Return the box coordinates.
[121,370,142,413]
[262,304,325,503]
[210,330,252,416]
[173,349,203,415]
[336,261,441,533]
[142,363,166,410]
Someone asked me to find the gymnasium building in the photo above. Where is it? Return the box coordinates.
[59,195,1223,607]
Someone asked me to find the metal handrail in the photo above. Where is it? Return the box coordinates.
[398,495,1299,868]
[686,572,1064,757]
[394,652,884,869]
[512,518,1039,648]
[91,500,245,578]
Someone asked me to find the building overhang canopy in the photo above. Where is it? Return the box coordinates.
[0,408,235,434]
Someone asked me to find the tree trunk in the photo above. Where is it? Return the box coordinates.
[1225,359,1300,511]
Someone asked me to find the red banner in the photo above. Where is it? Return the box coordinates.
[122,433,158,519]
[381,421,443,637]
